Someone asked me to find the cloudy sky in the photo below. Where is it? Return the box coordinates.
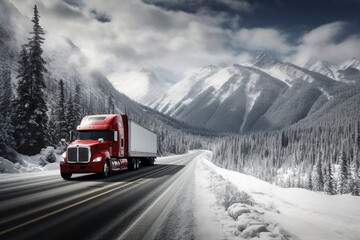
[9,0,360,80]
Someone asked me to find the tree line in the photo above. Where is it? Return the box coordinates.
[208,123,360,196]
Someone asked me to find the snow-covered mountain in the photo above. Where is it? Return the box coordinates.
[151,54,360,133]
[340,58,360,70]
[245,54,338,86]
[303,58,336,80]
[302,58,360,83]
[150,63,288,133]
[108,69,173,105]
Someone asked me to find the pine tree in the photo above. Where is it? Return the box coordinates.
[0,66,13,118]
[307,165,313,190]
[0,66,15,150]
[324,160,335,195]
[350,160,359,196]
[48,108,56,145]
[338,148,349,194]
[11,45,32,153]
[66,93,76,134]
[354,163,360,196]
[11,5,48,155]
[26,5,48,154]
[313,153,324,191]
[74,84,82,125]
[54,79,67,141]
[107,95,115,114]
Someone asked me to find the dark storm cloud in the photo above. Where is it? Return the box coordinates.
[90,9,111,23]
[142,0,254,15]
[143,0,360,33]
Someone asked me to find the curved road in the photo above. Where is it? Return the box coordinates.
[0,151,200,240]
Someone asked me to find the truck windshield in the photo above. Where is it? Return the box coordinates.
[78,131,108,140]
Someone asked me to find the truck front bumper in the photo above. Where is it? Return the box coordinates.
[60,162,103,174]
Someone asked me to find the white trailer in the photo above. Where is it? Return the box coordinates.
[128,121,157,158]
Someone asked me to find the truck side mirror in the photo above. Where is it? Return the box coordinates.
[69,130,75,142]
[110,130,118,141]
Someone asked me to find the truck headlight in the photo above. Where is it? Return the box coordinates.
[93,156,102,162]
[60,152,66,163]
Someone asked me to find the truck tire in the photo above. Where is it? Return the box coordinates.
[128,159,135,171]
[101,160,110,178]
[136,159,139,170]
[61,172,72,180]
[133,159,136,170]
[149,158,155,166]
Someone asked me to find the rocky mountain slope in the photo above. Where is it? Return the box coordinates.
[150,54,360,133]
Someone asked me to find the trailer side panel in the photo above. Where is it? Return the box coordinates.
[128,121,157,157]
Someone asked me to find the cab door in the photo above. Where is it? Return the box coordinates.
[118,120,125,157]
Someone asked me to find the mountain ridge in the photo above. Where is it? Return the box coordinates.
[150,54,360,133]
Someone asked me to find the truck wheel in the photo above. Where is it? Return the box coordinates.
[61,172,72,180]
[133,159,137,170]
[136,159,140,170]
[102,160,110,178]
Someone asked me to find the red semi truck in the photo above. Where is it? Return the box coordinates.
[60,114,157,179]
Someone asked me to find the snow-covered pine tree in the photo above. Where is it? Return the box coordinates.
[0,66,13,118]
[48,108,56,145]
[11,45,33,154]
[354,162,360,196]
[338,147,349,194]
[307,165,313,190]
[324,160,335,195]
[0,66,15,150]
[107,95,114,114]
[66,92,76,134]
[17,5,48,155]
[348,174,356,196]
[312,152,324,191]
[54,79,67,141]
[74,84,82,125]
[349,160,359,196]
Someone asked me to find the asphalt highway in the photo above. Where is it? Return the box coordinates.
[0,151,200,240]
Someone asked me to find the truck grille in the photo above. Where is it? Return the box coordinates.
[67,146,90,163]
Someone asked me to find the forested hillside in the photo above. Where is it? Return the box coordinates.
[209,120,360,195]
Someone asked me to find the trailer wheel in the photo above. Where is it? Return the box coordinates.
[61,172,72,180]
[101,160,110,178]
[149,158,155,166]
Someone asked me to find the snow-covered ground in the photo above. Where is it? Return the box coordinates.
[195,151,360,240]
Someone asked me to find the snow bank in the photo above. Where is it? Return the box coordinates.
[0,146,62,174]
[0,157,19,173]
[195,151,291,240]
[200,151,360,240]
